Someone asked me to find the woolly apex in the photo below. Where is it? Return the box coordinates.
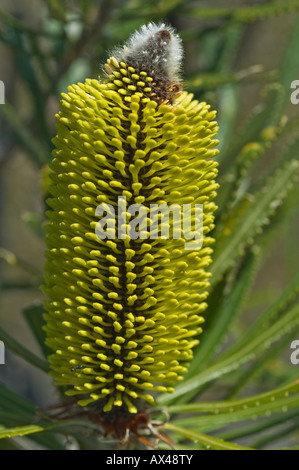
[110,23,183,85]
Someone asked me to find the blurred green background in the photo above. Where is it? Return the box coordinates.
[0,0,299,421]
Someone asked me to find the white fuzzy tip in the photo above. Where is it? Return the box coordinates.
[112,22,183,84]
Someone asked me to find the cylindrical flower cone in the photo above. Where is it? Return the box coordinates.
[43,23,219,422]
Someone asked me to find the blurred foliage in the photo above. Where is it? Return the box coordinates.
[1,0,299,450]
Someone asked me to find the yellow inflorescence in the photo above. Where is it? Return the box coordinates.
[43,58,219,414]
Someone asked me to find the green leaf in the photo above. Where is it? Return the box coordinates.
[0,383,65,449]
[218,83,285,171]
[0,420,82,440]
[276,19,299,114]
[0,103,49,168]
[224,268,299,358]
[166,380,299,415]
[165,382,299,440]
[251,419,299,450]
[0,438,23,450]
[22,303,51,359]
[0,382,36,423]
[0,7,58,36]
[188,2,299,22]
[164,423,253,450]
[211,159,299,285]
[187,248,260,377]
[227,330,299,399]
[170,391,299,435]
[0,425,44,439]
[217,84,239,158]
[158,300,299,405]
[219,407,299,443]
[0,327,49,373]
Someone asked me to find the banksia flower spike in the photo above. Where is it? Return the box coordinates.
[43,23,219,428]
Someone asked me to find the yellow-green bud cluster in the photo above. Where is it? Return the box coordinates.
[43,55,219,414]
